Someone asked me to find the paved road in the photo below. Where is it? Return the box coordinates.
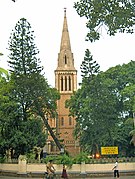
[0,176,135,179]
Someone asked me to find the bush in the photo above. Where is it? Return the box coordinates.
[73,152,89,164]
[0,156,6,163]
[41,155,57,164]
[56,154,73,168]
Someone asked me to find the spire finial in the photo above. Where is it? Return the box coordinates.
[64,7,67,17]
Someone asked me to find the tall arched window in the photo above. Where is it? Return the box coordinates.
[61,76,63,91]
[69,76,71,91]
[65,55,67,64]
[69,117,72,125]
[61,117,64,126]
[65,76,67,91]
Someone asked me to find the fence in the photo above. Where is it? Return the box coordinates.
[2,157,135,164]
[13,156,135,164]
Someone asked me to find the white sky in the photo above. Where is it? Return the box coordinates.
[0,0,135,87]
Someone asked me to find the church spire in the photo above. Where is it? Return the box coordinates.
[56,9,76,71]
[54,9,79,156]
[60,8,71,51]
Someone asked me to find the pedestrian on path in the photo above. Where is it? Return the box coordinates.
[112,159,120,178]
[61,164,68,178]
[46,160,56,179]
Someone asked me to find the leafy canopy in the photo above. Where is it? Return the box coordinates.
[0,17,61,157]
[66,49,135,156]
[74,0,135,42]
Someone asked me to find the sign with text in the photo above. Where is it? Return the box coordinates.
[101,146,118,155]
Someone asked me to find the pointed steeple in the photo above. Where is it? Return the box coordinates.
[56,8,76,71]
[60,8,71,51]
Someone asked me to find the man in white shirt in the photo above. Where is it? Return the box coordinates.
[112,160,120,178]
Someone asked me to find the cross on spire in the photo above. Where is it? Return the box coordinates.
[64,7,67,17]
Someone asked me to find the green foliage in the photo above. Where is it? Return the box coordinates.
[67,49,119,154]
[26,151,36,160]
[0,67,8,81]
[74,0,135,42]
[67,53,135,156]
[7,17,60,120]
[0,53,3,56]
[126,117,135,146]
[0,112,47,156]
[41,155,58,164]
[0,17,61,157]
[73,152,89,164]
[8,18,43,75]
[0,156,6,163]
[56,154,73,167]
[7,18,43,121]
[109,61,135,146]
[105,61,135,118]
[80,49,100,81]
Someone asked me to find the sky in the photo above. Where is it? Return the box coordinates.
[0,0,135,87]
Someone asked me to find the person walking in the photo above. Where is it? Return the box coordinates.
[61,164,68,178]
[46,160,56,179]
[112,160,120,178]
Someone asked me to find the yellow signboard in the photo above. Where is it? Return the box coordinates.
[101,146,118,155]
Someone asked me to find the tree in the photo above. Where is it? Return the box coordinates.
[115,61,135,146]
[105,61,135,150]
[74,0,135,42]
[0,74,47,157]
[67,49,116,155]
[1,18,62,155]
[0,68,8,82]
[80,49,100,80]
[66,50,135,156]
[0,53,8,81]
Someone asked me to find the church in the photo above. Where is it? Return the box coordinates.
[45,9,80,156]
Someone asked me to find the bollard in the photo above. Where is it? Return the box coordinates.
[17,155,27,175]
[80,161,87,177]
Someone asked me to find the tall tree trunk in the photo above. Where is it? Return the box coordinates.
[42,115,63,151]
[35,101,63,151]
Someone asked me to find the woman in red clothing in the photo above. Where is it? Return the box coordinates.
[61,164,68,178]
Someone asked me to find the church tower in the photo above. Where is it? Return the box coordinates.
[55,9,80,155]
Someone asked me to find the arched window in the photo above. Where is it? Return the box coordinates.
[69,76,71,91]
[65,55,67,64]
[65,76,67,91]
[69,117,72,125]
[61,117,64,126]
[61,76,63,91]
